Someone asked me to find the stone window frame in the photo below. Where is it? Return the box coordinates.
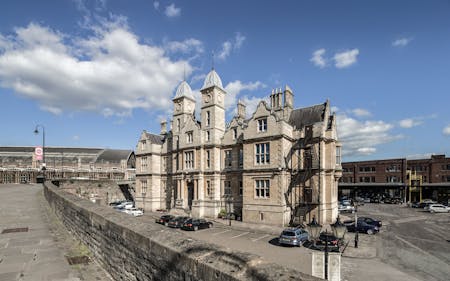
[141,179,148,194]
[141,156,148,171]
[255,143,270,165]
[239,180,243,196]
[206,111,210,127]
[224,149,232,168]
[186,131,193,143]
[224,180,232,195]
[184,151,194,169]
[255,179,270,199]
[257,118,267,132]
[206,150,211,169]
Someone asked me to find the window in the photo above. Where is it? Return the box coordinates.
[257,118,267,132]
[206,131,210,142]
[206,150,211,168]
[141,180,147,194]
[239,149,243,167]
[141,140,146,150]
[386,165,400,172]
[185,151,194,169]
[141,157,147,171]
[162,157,167,172]
[177,118,180,132]
[187,131,193,143]
[206,111,210,126]
[255,143,270,165]
[336,146,341,165]
[359,166,376,172]
[232,128,237,140]
[386,176,399,183]
[206,180,212,197]
[225,150,232,168]
[342,167,353,173]
[239,181,243,196]
[255,179,270,198]
[224,181,231,195]
[359,176,375,183]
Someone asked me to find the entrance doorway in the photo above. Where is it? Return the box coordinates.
[187,182,194,210]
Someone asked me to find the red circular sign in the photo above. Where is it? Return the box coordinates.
[35,147,43,156]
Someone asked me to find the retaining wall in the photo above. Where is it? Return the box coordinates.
[43,182,321,281]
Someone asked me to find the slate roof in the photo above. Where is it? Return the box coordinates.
[96,149,133,163]
[288,103,326,130]
[145,132,165,145]
[0,146,103,154]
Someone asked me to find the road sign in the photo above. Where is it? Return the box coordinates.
[35,146,43,161]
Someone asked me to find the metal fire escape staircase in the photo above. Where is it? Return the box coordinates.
[284,135,320,226]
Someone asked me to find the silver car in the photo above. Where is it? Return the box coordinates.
[426,204,450,213]
[278,228,309,246]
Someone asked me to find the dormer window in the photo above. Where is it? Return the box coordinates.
[257,118,267,132]
[187,131,193,143]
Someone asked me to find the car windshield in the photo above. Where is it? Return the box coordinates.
[282,231,296,236]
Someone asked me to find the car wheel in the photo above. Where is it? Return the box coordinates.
[194,226,198,231]
[367,229,374,235]
[207,223,212,228]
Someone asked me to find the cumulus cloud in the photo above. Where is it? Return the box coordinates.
[0,22,191,117]
[165,3,181,18]
[310,48,327,68]
[392,37,412,47]
[165,38,204,54]
[224,80,265,110]
[217,32,246,60]
[443,124,450,136]
[399,118,423,128]
[153,1,160,10]
[352,108,371,117]
[337,113,401,156]
[334,49,359,68]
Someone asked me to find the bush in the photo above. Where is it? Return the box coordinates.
[218,209,227,218]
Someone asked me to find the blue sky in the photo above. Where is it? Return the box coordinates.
[0,0,449,161]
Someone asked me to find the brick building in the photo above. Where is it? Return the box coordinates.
[135,69,342,226]
[339,155,450,203]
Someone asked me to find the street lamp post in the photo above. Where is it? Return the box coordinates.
[354,201,359,248]
[34,125,46,182]
[307,216,347,280]
[142,192,146,213]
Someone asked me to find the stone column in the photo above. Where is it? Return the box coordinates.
[194,179,198,199]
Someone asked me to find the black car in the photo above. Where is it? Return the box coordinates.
[167,216,190,228]
[345,220,379,235]
[155,215,175,226]
[358,217,382,228]
[315,232,342,252]
[181,218,213,231]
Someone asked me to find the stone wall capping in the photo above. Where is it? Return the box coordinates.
[44,181,321,281]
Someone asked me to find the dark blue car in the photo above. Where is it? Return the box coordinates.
[345,220,379,235]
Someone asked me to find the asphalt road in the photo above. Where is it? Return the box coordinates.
[356,203,450,281]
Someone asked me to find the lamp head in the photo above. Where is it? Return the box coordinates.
[34,128,39,134]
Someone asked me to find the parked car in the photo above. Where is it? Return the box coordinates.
[168,216,190,228]
[278,228,309,247]
[426,204,450,213]
[344,220,379,235]
[155,215,175,226]
[181,218,213,231]
[114,201,134,210]
[358,217,382,228]
[338,203,355,213]
[316,232,342,251]
[124,208,143,217]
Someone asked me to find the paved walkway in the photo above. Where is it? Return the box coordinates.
[0,184,110,281]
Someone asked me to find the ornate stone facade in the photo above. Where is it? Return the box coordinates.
[135,70,342,226]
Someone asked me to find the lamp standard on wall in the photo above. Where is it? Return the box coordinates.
[34,125,46,183]
[307,216,347,280]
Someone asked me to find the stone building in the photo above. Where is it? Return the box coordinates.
[0,147,135,184]
[135,69,342,226]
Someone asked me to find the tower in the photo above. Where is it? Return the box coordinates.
[200,69,226,143]
[172,80,195,135]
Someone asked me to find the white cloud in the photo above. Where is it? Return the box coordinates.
[165,38,204,54]
[224,80,265,110]
[443,124,450,136]
[0,22,191,117]
[392,37,412,47]
[310,48,327,68]
[352,108,371,117]
[217,33,246,61]
[72,135,80,141]
[337,113,401,156]
[334,49,359,68]
[399,118,423,128]
[153,1,160,10]
[165,4,181,18]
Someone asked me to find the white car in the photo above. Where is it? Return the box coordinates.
[338,204,355,213]
[426,204,450,213]
[125,208,144,217]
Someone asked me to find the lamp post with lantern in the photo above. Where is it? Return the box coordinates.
[34,125,46,182]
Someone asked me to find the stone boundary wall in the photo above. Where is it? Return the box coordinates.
[43,182,321,281]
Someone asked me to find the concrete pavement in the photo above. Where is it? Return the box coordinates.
[0,184,110,281]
